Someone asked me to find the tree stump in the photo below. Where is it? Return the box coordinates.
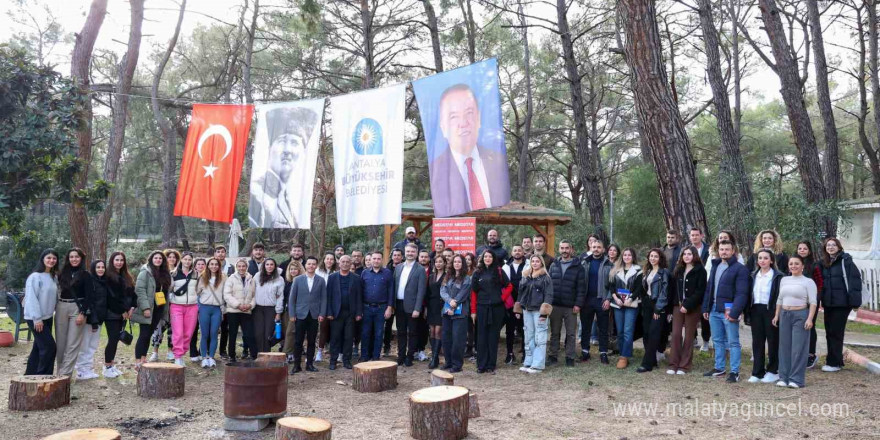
[468,393,481,418]
[409,386,469,440]
[352,361,397,393]
[42,428,121,440]
[8,375,70,411]
[137,363,185,399]
[256,352,287,364]
[430,369,454,386]
[276,416,332,440]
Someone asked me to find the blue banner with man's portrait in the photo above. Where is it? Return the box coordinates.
[413,59,511,218]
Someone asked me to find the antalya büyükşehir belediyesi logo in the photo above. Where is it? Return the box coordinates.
[352,118,383,155]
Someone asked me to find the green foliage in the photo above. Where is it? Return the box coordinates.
[0,45,85,237]
[0,214,70,289]
[611,163,666,248]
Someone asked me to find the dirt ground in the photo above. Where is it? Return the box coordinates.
[0,333,877,440]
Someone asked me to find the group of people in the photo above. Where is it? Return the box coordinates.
[21,226,863,389]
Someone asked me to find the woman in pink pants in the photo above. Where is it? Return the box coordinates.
[170,252,199,365]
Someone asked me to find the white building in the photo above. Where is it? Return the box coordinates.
[839,196,880,310]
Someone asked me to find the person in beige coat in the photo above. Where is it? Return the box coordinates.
[224,260,256,361]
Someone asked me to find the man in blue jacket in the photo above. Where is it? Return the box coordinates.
[702,240,750,383]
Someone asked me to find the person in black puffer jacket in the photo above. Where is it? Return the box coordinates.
[819,238,862,371]
[75,260,110,379]
[546,241,586,366]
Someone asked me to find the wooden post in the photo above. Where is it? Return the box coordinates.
[547,222,556,257]
[137,363,185,399]
[409,386,469,440]
[41,429,121,440]
[383,224,400,266]
[276,417,332,440]
[8,375,70,411]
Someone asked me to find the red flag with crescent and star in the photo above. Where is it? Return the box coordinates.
[174,104,254,223]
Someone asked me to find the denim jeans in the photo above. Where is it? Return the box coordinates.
[709,311,741,373]
[523,309,549,370]
[361,304,387,360]
[613,307,638,358]
[198,304,222,358]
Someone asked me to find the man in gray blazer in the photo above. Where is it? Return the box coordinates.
[288,256,327,373]
[394,243,427,366]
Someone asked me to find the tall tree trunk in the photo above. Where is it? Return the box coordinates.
[67,0,108,255]
[805,0,841,200]
[868,0,880,189]
[726,0,743,149]
[154,0,187,249]
[696,0,754,240]
[422,0,444,72]
[458,0,476,63]
[516,0,532,202]
[360,0,375,87]
[856,4,880,194]
[557,0,604,232]
[93,0,144,260]
[617,0,708,234]
[241,0,261,256]
[755,0,830,234]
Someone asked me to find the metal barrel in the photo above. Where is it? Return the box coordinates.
[223,361,288,419]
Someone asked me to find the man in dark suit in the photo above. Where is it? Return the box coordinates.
[429,84,510,217]
[288,256,327,373]
[393,243,427,366]
[326,255,363,370]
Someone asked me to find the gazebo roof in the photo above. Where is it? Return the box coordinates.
[400,200,573,226]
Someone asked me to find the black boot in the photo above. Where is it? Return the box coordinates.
[428,339,440,369]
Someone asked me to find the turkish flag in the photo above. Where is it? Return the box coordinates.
[174,104,254,223]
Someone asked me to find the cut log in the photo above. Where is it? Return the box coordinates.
[42,428,121,440]
[352,360,397,393]
[468,393,481,418]
[430,369,454,386]
[409,386,469,440]
[276,416,332,440]
[256,352,287,365]
[8,375,70,411]
[137,363,185,399]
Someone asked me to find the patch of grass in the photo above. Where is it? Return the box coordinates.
[815,313,880,335]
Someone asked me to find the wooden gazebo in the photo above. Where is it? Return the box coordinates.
[383,200,573,260]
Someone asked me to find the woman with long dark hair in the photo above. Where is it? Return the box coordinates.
[103,251,135,378]
[746,249,783,384]
[820,238,862,372]
[795,241,824,369]
[440,255,472,372]
[75,260,110,380]
[668,246,706,375]
[251,258,285,355]
[169,252,198,366]
[608,248,641,369]
[197,258,227,368]
[55,247,91,377]
[133,251,172,369]
[24,249,59,375]
[470,249,513,374]
[426,255,447,369]
[189,257,207,361]
[636,249,670,373]
[149,249,182,362]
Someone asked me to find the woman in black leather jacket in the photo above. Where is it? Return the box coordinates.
[637,248,669,373]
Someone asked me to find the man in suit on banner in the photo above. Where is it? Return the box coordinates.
[429,84,510,217]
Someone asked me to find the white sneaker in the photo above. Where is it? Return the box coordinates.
[656,352,666,362]
[174,358,185,367]
[519,366,530,372]
[191,356,202,362]
[821,365,841,372]
[103,366,120,378]
[337,354,343,362]
[525,367,541,374]
[314,351,323,362]
[148,352,158,362]
[747,376,761,383]
[761,372,779,383]
[166,352,175,361]
[209,358,217,368]
[666,369,676,375]
[788,382,800,389]
[676,370,686,375]
[76,370,97,380]
[776,380,788,387]
[110,365,123,376]
[200,358,209,368]
[700,341,710,352]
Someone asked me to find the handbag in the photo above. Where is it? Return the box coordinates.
[173,274,193,296]
[442,302,463,316]
[119,320,134,346]
[154,291,167,306]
